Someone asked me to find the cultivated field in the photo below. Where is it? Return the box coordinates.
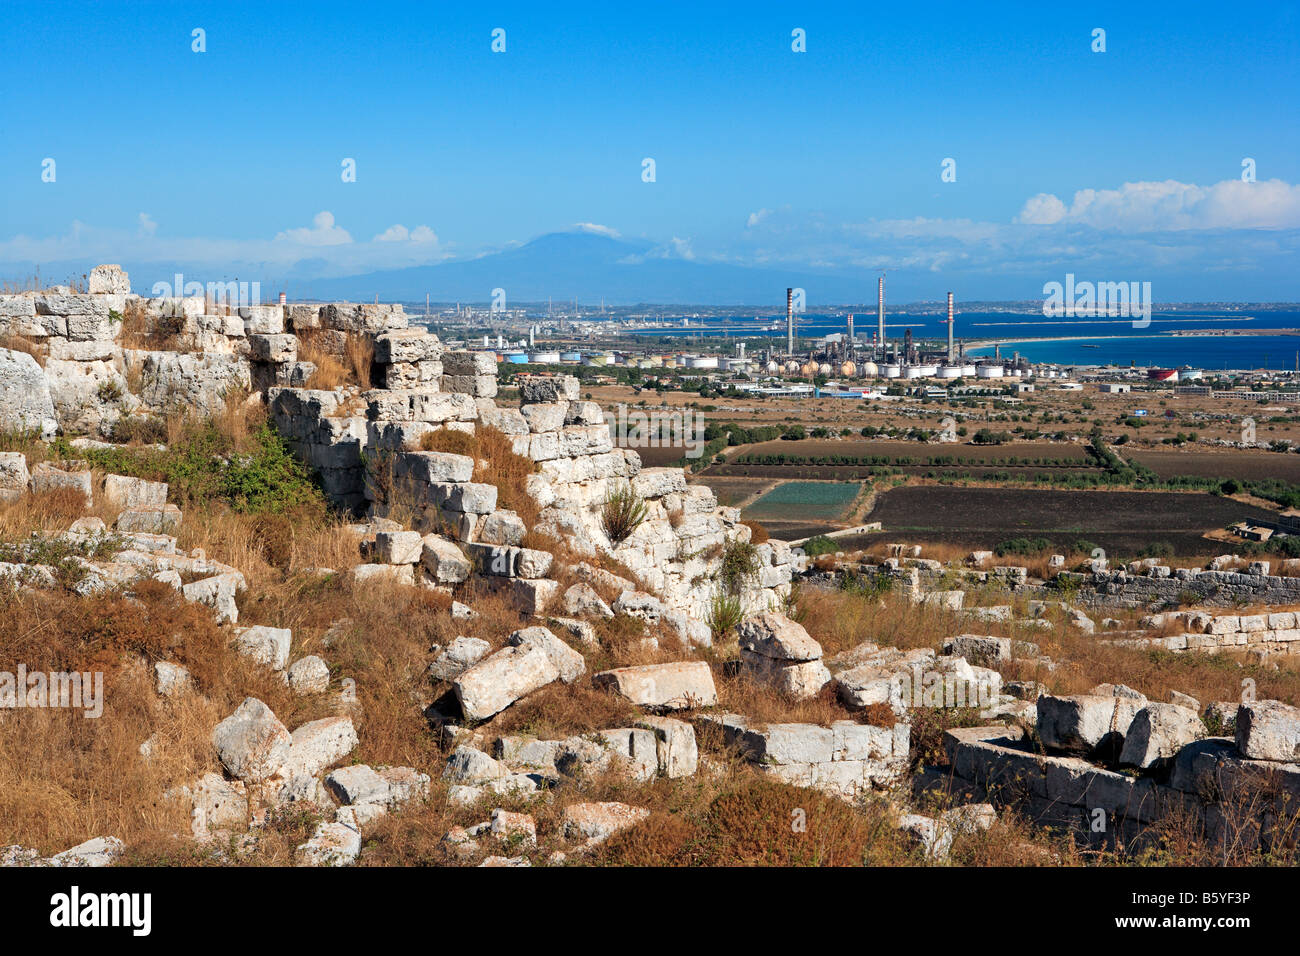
[836,485,1280,557]
[1128,448,1300,481]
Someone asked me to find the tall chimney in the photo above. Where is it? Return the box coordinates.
[877,276,885,358]
[847,313,854,345]
[946,292,955,364]
[786,288,794,355]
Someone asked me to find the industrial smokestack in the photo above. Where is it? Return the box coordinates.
[947,292,955,364]
[847,313,854,345]
[786,288,794,355]
[877,276,885,358]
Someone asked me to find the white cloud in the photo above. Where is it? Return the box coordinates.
[374,223,439,243]
[746,208,772,228]
[137,212,158,237]
[573,222,620,238]
[1016,178,1300,230]
[274,210,352,246]
[1015,193,1068,225]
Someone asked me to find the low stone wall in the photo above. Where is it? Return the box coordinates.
[1110,609,1300,658]
[939,719,1300,852]
[700,713,910,798]
[1054,566,1300,609]
[811,554,1300,613]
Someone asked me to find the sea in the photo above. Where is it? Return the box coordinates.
[624,310,1300,371]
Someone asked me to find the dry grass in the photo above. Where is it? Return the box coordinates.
[117,299,187,352]
[297,331,351,390]
[0,581,297,854]
[797,582,1300,711]
[420,424,541,528]
[345,334,373,390]
[0,487,96,539]
[0,333,47,366]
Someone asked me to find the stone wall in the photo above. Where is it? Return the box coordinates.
[812,553,1300,613]
[940,717,1299,852]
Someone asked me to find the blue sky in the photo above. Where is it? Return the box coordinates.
[1,0,1297,300]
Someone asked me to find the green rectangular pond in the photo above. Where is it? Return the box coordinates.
[742,481,862,522]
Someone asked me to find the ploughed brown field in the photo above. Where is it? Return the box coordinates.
[709,439,1097,480]
[827,485,1281,557]
[685,475,772,508]
[735,439,1093,462]
[1127,448,1300,481]
[628,444,694,467]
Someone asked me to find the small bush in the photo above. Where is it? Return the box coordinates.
[706,589,744,641]
[994,536,1053,557]
[718,537,759,594]
[802,535,838,558]
[741,519,769,544]
[601,487,648,545]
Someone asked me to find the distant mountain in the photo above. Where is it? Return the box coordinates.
[286,232,875,306]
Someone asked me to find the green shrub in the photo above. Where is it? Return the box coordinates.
[802,535,838,557]
[717,537,759,594]
[706,589,744,641]
[600,487,648,545]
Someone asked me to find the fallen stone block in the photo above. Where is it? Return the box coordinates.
[429,636,492,681]
[737,610,823,662]
[374,530,423,564]
[1119,703,1205,769]
[1036,694,1145,756]
[635,716,699,778]
[592,661,718,710]
[561,801,649,844]
[325,765,430,808]
[1236,699,1300,762]
[507,626,585,683]
[182,571,245,624]
[31,462,92,509]
[296,822,361,866]
[212,698,292,784]
[232,624,292,671]
[47,836,125,868]
[116,504,182,533]
[0,452,30,502]
[562,582,614,618]
[420,535,471,584]
[897,813,953,859]
[454,642,562,720]
[287,656,331,694]
[154,661,192,697]
[943,634,1011,666]
[103,474,167,510]
[278,716,360,782]
[350,563,415,588]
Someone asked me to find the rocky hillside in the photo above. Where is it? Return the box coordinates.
[1,266,1297,868]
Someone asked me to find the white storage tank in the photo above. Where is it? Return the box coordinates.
[976,365,1004,378]
[882,364,902,378]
